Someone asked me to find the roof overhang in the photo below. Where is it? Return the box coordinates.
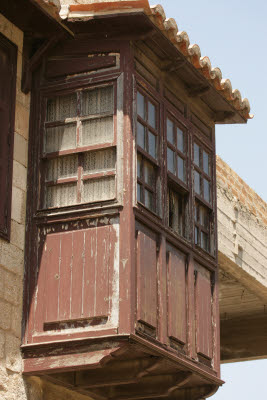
[61,9,250,124]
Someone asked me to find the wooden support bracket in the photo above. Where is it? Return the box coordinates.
[21,34,63,94]
[187,85,210,97]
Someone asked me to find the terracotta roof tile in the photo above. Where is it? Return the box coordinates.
[147,4,252,120]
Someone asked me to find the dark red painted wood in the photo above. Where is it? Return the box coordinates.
[195,263,212,360]
[58,232,72,321]
[45,233,61,323]
[71,230,84,319]
[136,228,157,330]
[167,248,187,345]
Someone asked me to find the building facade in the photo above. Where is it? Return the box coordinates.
[0,2,263,400]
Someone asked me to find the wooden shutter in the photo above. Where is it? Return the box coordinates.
[0,33,17,240]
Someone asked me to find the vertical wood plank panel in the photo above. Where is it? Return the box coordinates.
[136,229,157,329]
[195,264,212,359]
[84,228,97,318]
[45,234,60,322]
[58,232,72,321]
[167,249,186,344]
[71,230,84,319]
[95,225,111,317]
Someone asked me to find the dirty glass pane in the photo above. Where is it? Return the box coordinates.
[82,86,113,116]
[148,131,156,159]
[137,91,145,120]
[177,127,184,153]
[47,94,77,122]
[81,116,113,146]
[144,161,155,187]
[148,101,156,129]
[201,231,209,252]
[194,171,200,194]
[45,123,76,153]
[137,154,142,178]
[45,183,77,208]
[199,205,209,228]
[46,155,78,182]
[145,189,154,211]
[83,176,115,203]
[168,188,184,236]
[137,122,145,149]
[203,178,210,203]
[167,118,174,144]
[194,143,200,166]
[137,183,141,202]
[167,147,175,174]
[177,156,185,182]
[203,150,210,175]
[195,226,199,245]
[83,148,116,175]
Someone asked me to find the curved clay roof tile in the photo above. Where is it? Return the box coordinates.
[148,3,252,119]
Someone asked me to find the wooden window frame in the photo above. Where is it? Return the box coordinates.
[136,86,159,214]
[193,140,212,207]
[39,80,118,211]
[166,113,188,188]
[0,33,17,241]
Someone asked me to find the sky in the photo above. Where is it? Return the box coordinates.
[147,0,267,398]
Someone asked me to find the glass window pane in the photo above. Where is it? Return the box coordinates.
[46,155,78,182]
[148,101,156,129]
[83,148,116,175]
[194,171,200,194]
[204,178,210,203]
[167,147,175,174]
[137,183,141,202]
[45,123,76,153]
[137,154,142,178]
[199,205,209,228]
[45,183,77,208]
[167,118,174,144]
[82,117,113,146]
[137,122,145,149]
[145,189,154,211]
[47,94,77,122]
[177,156,185,182]
[82,86,113,116]
[83,176,115,203]
[194,143,200,166]
[144,161,155,187]
[148,131,156,159]
[195,226,199,245]
[203,150,210,175]
[137,92,145,120]
[177,127,184,153]
[201,231,209,252]
[195,203,199,222]
[168,188,184,236]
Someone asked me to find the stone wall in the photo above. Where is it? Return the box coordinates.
[217,155,267,300]
[0,13,30,400]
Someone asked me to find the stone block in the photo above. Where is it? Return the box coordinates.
[0,241,24,276]
[5,334,22,373]
[14,132,28,168]
[3,270,21,306]
[11,305,22,338]
[12,160,27,192]
[11,186,26,224]
[15,102,30,140]
[0,331,5,359]
[10,219,26,251]
[0,300,12,330]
